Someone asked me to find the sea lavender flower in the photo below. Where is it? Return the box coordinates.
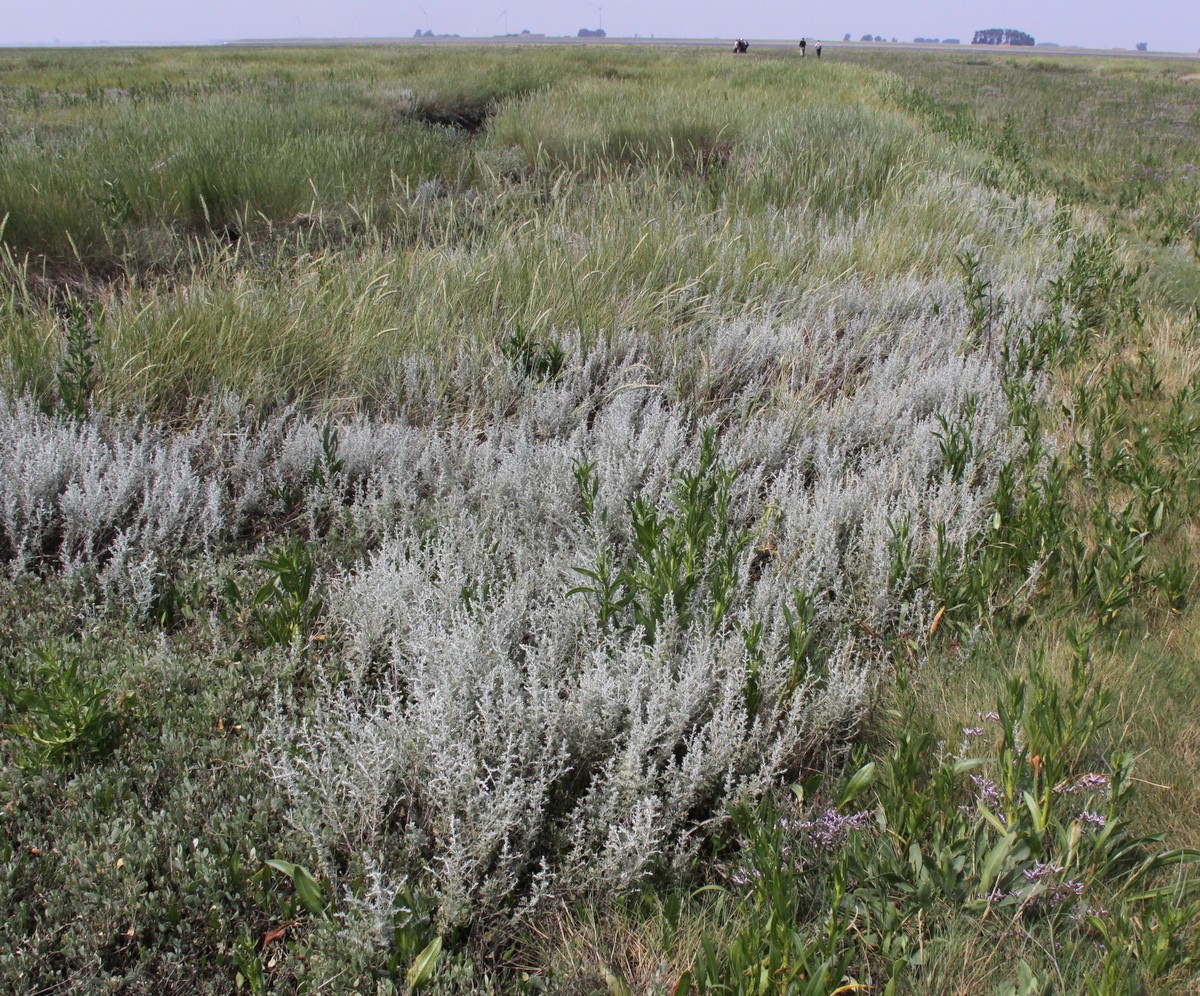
[1080,810,1106,830]
[1015,865,1085,911]
[1023,861,1064,882]
[1062,773,1110,795]
[797,808,873,851]
[1041,880,1085,905]
[959,773,1001,814]
[728,866,761,887]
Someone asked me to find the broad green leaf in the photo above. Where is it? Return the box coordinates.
[407,936,443,990]
[264,857,299,878]
[978,804,1009,835]
[838,762,876,808]
[290,862,328,918]
[1022,791,1047,833]
[791,772,823,808]
[265,858,327,918]
[1120,848,1200,898]
[980,832,1016,895]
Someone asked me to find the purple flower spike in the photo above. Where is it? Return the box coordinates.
[1023,861,1064,882]
[797,808,872,851]
[1063,773,1110,795]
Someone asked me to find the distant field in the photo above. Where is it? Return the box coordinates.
[233,37,1199,60]
[0,43,1198,994]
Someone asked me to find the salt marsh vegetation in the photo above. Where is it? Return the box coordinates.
[0,42,1198,993]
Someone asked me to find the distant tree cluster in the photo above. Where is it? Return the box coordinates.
[973,28,1035,46]
[914,37,962,44]
[577,27,606,38]
[1135,42,1149,51]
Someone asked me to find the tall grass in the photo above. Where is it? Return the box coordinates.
[1,42,1199,993]
[3,46,1047,417]
[0,83,463,269]
[850,48,1200,280]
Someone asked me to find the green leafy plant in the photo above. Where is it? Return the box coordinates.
[504,327,565,381]
[56,295,100,419]
[700,650,1200,991]
[0,645,124,769]
[315,420,346,487]
[406,935,444,991]
[571,429,753,643]
[247,537,323,646]
[1084,891,1200,994]
[1073,512,1149,627]
[97,175,134,226]
[264,858,330,919]
[781,587,820,701]
[958,249,997,342]
[934,394,979,485]
[573,456,601,526]
[1155,547,1192,613]
[692,797,856,995]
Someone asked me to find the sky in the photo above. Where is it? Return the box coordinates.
[3,1,1198,54]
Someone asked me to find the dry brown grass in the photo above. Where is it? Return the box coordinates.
[511,897,720,994]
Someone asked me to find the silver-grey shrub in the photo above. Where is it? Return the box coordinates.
[0,226,1056,932]
[264,274,1040,928]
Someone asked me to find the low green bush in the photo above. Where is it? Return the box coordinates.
[690,649,1199,994]
[0,644,125,770]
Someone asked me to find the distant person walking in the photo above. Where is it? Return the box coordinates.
[815,40,822,58]
[798,37,807,56]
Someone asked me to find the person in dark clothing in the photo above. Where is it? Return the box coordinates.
[798,37,807,56]
[733,38,749,53]
[815,40,822,58]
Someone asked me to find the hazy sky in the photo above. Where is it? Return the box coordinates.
[4,1,1198,54]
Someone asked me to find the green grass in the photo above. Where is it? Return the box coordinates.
[2,46,1022,416]
[2,42,1200,994]
[847,48,1200,262]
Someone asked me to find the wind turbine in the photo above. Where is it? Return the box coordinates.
[418,4,429,32]
[497,8,508,35]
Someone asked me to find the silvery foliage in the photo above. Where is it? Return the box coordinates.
[0,202,1061,927]
[265,274,1047,927]
[0,394,333,611]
